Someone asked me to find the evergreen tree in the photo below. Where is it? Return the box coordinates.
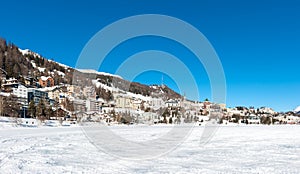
[45,106,54,120]
[28,100,36,118]
[0,96,4,116]
[2,95,21,117]
[36,99,46,118]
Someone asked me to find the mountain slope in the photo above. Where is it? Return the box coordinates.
[0,37,182,100]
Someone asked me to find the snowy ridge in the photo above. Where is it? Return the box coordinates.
[294,106,300,113]
[18,48,42,58]
[19,48,71,70]
[77,69,122,79]
[48,59,71,70]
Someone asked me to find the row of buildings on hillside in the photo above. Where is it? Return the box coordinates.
[0,77,174,119]
[1,76,300,125]
[220,106,300,125]
[0,77,103,117]
[2,78,54,106]
[1,76,55,90]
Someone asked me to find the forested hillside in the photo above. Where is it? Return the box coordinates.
[0,37,181,100]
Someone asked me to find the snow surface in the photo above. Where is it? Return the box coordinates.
[77,69,122,79]
[92,80,120,93]
[92,80,152,102]
[51,70,65,77]
[37,67,46,73]
[56,70,65,76]
[124,91,151,101]
[0,92,10,97]
[19,48,71,71]
[48,60,70,70]
[18,48,42,58]
[18,48,30,55]
[294,106,300,113]
[30,61,36,68]
[0,124,300,173]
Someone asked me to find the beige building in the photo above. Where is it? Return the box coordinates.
[48,88,60,100]
[67,85,81,98]
[83,86,96,99]
[115,95,133,109]
[132,100,143,110]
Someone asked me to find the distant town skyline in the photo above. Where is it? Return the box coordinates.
[0,0,299,111]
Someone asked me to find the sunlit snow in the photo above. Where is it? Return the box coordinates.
[0,124,299,173]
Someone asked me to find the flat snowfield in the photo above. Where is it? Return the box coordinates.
[0,125,300,173]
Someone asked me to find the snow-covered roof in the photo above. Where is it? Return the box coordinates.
[40,76,52,81]
[0,92,11,97]
[166,99,179,103]
[56,71,65,76]
[39,86,58,92]
[133,100,142,104]
[97,98,105,103]
[5,78,18,82]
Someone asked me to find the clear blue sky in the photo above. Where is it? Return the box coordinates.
[0,0,299,111]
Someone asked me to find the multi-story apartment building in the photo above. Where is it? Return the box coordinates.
[12,84,28,105]
[27,88,53,105]
[86,99,100,112]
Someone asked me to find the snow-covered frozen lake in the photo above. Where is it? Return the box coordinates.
[0,124,300,173]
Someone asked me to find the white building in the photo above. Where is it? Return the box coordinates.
[3,78,18,85]
[148,97,164,110]
[19,118,39,127]
[247,115,261,124]
[12,84,27,99]
[10,84,28,105]
[140,112,159,124]
[275,115,300,124]
[86,99,100,112]
[259,107,275,114]
[165,99,180,108]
